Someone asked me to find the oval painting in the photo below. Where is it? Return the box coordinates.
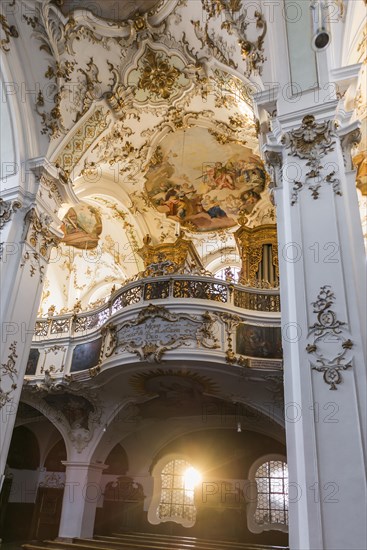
[144,127,267,231]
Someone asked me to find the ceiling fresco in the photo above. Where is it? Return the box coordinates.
[145,127,267,231]
[61,203,102,250]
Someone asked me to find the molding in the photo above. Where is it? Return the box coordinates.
[330,63,362,85]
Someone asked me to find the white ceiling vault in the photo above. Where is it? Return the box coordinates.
[11,0,275,314]
[2,0,366,313]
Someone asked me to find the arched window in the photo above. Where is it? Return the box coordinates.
[148,455,201,528]
[247,455,288,533]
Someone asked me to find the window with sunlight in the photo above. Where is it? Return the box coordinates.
[158,459,201,525]
[254,459,288,529]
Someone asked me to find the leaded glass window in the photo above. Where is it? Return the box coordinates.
[254,460,288,527]
[158,459,197,523]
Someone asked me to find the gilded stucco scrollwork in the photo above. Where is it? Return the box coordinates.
[307,286,353,390]
[0,342,18,410]
[137,47,181,100]
[198,0,267,76]
[191,19,238,71]
[102,304,219,363]
[219,313,249,367]
[0,13,18,52]
[20,209,61,282]
[24,209,61,260]
[55,108,109,178]
[282,115,341,204]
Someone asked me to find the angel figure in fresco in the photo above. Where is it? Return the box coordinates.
[214,161,236,190]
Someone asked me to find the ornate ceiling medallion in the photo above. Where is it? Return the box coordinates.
[138,47,180,99]
[127,45,191,104]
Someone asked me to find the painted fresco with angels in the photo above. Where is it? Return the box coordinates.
[145,127,267,231]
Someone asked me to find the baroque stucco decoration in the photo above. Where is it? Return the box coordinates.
[129,368,219,397]
[102,304,219,363]
[194,0,267,77]
[20,209,62,283]
[55,108,110,178]
[127,44,191,103]
[0,12,18,52]
[0,197,22,230]
[282,115,341,204]
[23,371,103,452]
[306,286,353,390]
[0,342,18,410]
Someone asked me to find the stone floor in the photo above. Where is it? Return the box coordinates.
[0,542,25,549]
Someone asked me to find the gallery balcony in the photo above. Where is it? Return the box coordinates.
[26,271,282,381]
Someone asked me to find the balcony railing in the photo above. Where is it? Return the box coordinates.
[34,274,280,340]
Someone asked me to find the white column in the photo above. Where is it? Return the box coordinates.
[264,109,366,550]
[58,462,107,540]
[0,161,65,490]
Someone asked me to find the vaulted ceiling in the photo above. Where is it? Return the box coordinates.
[2,0,366,313]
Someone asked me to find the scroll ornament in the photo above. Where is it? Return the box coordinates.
[102,304,219,363]
[306,286,353,389]
[282,115,341,204]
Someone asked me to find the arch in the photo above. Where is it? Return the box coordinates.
[247,453,288,534]
[44,439,67,472]
[204,249,241,274]
[104,444,129,476]
[19,396,73,459]
[6,426,40,470]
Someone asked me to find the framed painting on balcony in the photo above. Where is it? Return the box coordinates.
[71,338,102,372]
[236,324,282,359]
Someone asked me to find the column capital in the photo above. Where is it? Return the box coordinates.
[263,145,283,197]
[337,121,362,171]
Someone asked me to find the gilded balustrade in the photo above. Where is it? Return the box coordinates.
[34,274,280,339]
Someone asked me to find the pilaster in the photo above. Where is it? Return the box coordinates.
[0,160,66,490]
[264,111,366,550]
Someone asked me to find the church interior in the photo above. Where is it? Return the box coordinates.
[0,1,366,549]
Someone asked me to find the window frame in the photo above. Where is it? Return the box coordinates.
[147,453,199,528]
[247,453,288,534]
